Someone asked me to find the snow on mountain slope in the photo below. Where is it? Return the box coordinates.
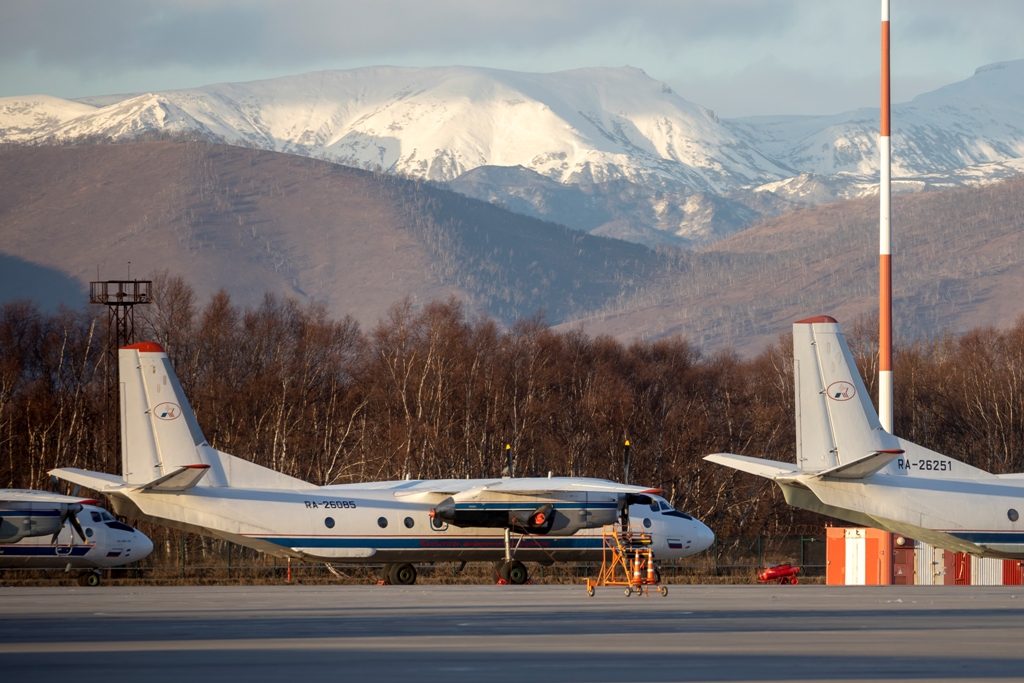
[0,95,97,140]
[0,66,790,193]
[726,59,1024,178]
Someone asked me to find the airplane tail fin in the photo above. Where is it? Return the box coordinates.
[793,316,901,472]
[118,343,310,490]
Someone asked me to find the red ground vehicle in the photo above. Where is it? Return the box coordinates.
[758,563,801,584]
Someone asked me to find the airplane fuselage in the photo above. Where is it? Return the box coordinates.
[0,503,153,569]
[106,479,711,564]
[785,469,1024,559]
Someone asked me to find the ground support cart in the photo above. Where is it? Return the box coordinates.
[584,525,668,597]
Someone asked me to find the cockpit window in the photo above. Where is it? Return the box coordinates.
[659,501,672,511]
[663,510,693,520]
[90,511,102,523]
[100,511,114,521]
[649,501,660,512]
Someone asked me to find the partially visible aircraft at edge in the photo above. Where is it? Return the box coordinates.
[1,489,154,585]
[52,342,714,585]
[707,315,1024,560]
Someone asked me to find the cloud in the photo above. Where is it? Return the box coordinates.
[1,0,1023,115]
[0,1,790,72]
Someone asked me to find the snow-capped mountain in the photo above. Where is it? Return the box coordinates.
[0,66,790,193]
[2,61,1023,248]
[728,60,1024,179]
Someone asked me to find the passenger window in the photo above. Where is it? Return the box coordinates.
[90,511,102,523]
[85,528,94,538]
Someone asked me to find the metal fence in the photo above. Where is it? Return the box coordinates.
[0,535,826,584]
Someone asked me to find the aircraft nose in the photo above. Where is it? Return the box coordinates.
[693,520,715,553]
[135,530,154,561]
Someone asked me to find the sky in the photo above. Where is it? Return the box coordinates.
[1,0,1023,118]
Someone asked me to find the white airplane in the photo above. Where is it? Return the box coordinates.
[706,315,1024,560]
[1,489,154,585]
[51,342,714,585]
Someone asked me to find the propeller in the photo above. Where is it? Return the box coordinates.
[51,503,88,545]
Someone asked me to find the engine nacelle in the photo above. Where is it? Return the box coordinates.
[0,512,60,543]
[430,498,557,534]
[430,496,619,536]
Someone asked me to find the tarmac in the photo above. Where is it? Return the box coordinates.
[3,583,1024,682]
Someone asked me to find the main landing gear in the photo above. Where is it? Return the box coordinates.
[494,527,531,585]
[379,563,418,585]
[495,559,529,584]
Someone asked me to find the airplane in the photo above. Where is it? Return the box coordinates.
[51,342,714,585]
[1,489,154,585]
[706,315,1024,560]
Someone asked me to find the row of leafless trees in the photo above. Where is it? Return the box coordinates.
[4,275,1024,538]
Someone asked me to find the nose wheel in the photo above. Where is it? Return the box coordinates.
[77,571,101,587]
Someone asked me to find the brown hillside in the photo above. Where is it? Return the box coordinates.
[0,141,656,327]
[564,176,1024,354]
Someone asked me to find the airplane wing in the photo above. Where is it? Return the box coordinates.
[704,453,803,481]
[0,489,100,505]
[484,478,661,494]
[393,477,661,500]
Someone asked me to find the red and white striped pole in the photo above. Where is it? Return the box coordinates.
[879,0,893,432]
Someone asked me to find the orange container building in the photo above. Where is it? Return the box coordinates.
[826,527,896,585]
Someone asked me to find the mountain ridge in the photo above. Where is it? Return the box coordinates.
[2,61,1022,249]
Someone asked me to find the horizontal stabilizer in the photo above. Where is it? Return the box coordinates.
[138,465,211,492]
[814,449,904,480]
[0,489,99,505]
[49,467,128,493]
[704,454,803,480]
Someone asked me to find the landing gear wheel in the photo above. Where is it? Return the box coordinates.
[496,561,511,583]
[380,564,394,583]
[507,560,528,585]
[388,563,417,586]
[660,586,668,596]
[84,572,101,587]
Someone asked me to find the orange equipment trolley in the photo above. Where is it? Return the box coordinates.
[584,524,668,597]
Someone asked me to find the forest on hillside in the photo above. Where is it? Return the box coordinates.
[4,274,1024,540]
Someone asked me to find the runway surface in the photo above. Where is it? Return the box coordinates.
[3,583,1024,682]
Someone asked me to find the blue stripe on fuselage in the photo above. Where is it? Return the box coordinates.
[453,502,617,510]
[0,545,92,557]
[949,531,1024,545]
[254,536,605,550]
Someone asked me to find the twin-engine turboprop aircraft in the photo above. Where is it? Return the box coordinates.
[707,316,1024,560]
[0,489,153,585]
[52,342,714,585]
